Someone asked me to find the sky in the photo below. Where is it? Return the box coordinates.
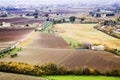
[0,0,119,6]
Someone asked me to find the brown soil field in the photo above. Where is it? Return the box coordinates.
[0,27,34,50]
[19,32,71,49]
[0,72,46,80]
[0,32,120,72]
[32,33,71,49]
[0,27,35,42]
[0,17,44,25]
[54,23,120,49]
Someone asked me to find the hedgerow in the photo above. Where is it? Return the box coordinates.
[0,62,43,76]
[0,62,119,76]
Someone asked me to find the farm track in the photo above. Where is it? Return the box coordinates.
[0,72,46,80]
[0,32,120,72]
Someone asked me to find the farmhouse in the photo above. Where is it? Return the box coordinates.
[91,45,105,51]
[95,12,114,18]
[2,22,11,27]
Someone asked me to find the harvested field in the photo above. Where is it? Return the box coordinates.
[54,23,120,49]
[0,32,120,72]
[0,72,46,80]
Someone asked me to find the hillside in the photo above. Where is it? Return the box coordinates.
[0,32,120,72]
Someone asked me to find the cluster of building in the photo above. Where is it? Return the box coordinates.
[89,4,120,18]
[0,10,8,17]
[89,9,115,18]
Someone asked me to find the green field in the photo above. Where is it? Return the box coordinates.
[42,75,120,80]
[62,37,80,48]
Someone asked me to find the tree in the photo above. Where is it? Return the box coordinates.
[26,24,29,27]
[49,9,52,12]
[89,11,94,16]
[102,20,116,26]
[34,15,38,18]
[46,18,49,21]
[26,13,30,16]
[0,23,3,26]
[1,14,7,17]
[33,9,39,18]
[69,16,76,23]
[56,13,59,15]
[80,17,85,23]
[44,14,49,17]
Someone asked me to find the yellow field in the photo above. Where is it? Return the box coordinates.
[54,23,120,49]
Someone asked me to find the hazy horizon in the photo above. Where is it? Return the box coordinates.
[0,0,119,5]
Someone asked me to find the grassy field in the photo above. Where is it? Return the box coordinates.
[42,75,120,80]
[62,37,80,48]
[54,23,120,49]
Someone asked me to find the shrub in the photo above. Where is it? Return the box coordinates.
[105,69,120,76]
[89,68,101,75]
[81,43,91,49]
[93,43,102,46]
[108,48,120,56]
[82,68,91,75]
[93,69,101,75]
[0,62,43,76]
[70,68,82,75]
[38,63,58,75]
[0,62,119,76]
[104,45,111,51]
[57,66,68,75]
[110,69,120,76]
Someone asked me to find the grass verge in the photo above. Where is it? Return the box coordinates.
[42,75,120,80]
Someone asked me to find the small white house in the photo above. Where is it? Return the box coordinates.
[2,22,11,27]
[101,26,106,29]
[91,45,105,51]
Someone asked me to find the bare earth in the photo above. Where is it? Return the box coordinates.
[54,23,120,49]
[0,32,120,72]
[0,28,34,50]
[0,72,46,80]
